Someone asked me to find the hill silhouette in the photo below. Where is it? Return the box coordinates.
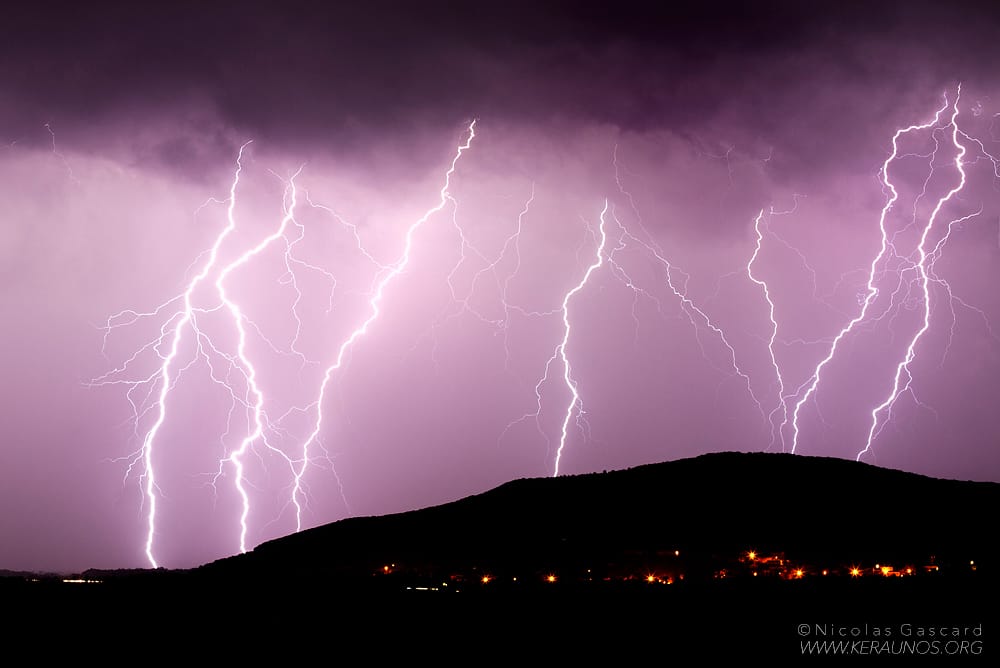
[6,452,994,659]
[199,452,996,582]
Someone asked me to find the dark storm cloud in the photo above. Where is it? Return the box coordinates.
[3,0,998,150]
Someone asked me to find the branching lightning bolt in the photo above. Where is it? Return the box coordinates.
[551,200,610,476]
[423,182,536,374]
[498,201,610,477]
[611,149,768,423]
[747,210,788,451]
[212,166,306,554]
[785,84,997,461]
[290,121,477,529]
[95,142,254,567]
[856,87,968,461]
[789,92,953,454]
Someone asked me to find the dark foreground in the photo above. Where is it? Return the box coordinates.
[6,453,993,659]
[5,574,991,661]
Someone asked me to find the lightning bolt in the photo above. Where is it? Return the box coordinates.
[506,146,776,475]
[498,199,611,477]
[94,141,254,567]
[212,166,306,554]
[747,210,788,451]
[551,200,610,476]
[423,181,536,374]
[789,91,954,454]
[43,122,80,185]
[611,148,767,424]
[290,121,477,529]
[497,186,537,370]
[856,86,968,461]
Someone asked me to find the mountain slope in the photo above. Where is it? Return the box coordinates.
[201,452,997,579]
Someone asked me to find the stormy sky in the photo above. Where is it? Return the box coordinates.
[2,1,999,571]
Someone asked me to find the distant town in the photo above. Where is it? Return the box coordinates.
[0,546,983,592]
[362,548,982,593]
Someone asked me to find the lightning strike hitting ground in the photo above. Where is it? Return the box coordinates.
[92,142,254,567]
[789,92,954,454]
[747,210,788,451]
[290,121,477,529]
[212,166,305,554]
[498,201,610,476]
[856,87,968,461]
[552,200,610,476]
[782,85,998,462]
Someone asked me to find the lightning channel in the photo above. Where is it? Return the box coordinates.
[856,86,968,461]
[747,210,788,451]
[119,141,253,567]
[289,121,477,530]
[789,92,953,453]
[552,200,610,476]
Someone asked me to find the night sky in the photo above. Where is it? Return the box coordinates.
[2,1,999,571]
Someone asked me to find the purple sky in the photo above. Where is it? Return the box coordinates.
[2,1,1000,571]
